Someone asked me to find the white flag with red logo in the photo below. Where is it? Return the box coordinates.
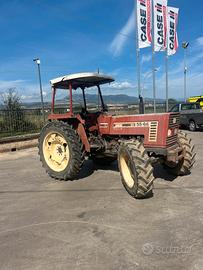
[167,6,179,56]
[153,0,168,51]
[137,0,152,48]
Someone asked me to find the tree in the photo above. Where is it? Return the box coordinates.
[0,89,38,136]
[2,88,22,110]
[168,98,178,104]
[0,89,25,132]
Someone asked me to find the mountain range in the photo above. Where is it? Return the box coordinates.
[21,94,171,108]
[0,94,178,109]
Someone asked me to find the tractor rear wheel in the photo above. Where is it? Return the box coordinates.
[163,131,196,176]
[118,140,154,199]
[39,121,84,180]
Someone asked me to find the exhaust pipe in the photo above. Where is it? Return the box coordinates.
[139,95,144,114]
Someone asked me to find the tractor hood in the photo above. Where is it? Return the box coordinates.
[97,113,180,148]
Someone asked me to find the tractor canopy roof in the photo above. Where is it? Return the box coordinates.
[50,72,114,90]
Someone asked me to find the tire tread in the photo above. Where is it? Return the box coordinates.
[38,121,85,181]
[118,140,154,199]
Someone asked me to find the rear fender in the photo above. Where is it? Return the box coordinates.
[77,123,90,152]
[55,116,90,152]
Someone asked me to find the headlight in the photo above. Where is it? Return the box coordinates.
[174,128,178,135]
[167,129,172,137]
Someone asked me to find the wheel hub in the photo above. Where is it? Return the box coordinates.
[56,145,63,155]
[190,122,195,129]
[43,132,70,172]
[119,153,135,188]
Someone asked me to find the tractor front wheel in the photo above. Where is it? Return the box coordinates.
[39,121,84,180]
[118,140,154,199]
[163,131,196,176]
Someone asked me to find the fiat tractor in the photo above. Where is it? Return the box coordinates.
[38,72,196,199]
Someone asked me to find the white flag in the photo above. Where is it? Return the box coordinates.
[167,7,179,56]
[137,0,152,48]
[153,0,168,51]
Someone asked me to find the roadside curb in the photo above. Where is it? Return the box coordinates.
[0,134,39,153]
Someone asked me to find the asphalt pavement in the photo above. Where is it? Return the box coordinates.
[0,131,202,270]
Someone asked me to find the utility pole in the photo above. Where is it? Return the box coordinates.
[182,42,189,102]
[33,58,46,123]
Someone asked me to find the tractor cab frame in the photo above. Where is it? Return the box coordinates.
[50,72,114,118]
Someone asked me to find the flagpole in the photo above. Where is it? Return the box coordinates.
[152,47,156,113]
[152,1,156,113]
[165,53,169,112]
[165,5,169,112]
[135,1,141,104]
[137,49,141,98]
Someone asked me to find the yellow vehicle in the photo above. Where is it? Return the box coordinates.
[187,96,203,109]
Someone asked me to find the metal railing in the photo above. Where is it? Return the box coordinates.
[109,102,176,115]
[0,103,175,139]
[0,109,49,139]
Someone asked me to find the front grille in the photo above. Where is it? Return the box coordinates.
[166,134,178,147]
[169,113,180,128]
[149,121,158,142]
[166,113,180,147]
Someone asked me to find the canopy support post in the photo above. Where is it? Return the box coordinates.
[69,83,73,115]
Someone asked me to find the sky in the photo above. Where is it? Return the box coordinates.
[0,0,203,102]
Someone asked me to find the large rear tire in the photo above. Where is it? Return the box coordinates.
[39,121,84,180]
[163,131,196,176]
[118,140,154,199]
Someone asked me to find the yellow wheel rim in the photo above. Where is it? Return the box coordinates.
[43,132,70,172]
[119,152,134,188]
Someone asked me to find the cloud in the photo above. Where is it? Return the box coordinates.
[0,79,25,90]
[21,91,48,101]
[109,10,135,56]
[108,81,135,90]
[0,79,50,102]
[19,84,50,102]
[141,54,151,65]
[155,71,203,99]
[165,50,203,79]
[195,36,203,47]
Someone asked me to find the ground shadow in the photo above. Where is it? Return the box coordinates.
[93,161,119,173]
[77,160,119,180]
[77,160,95,179]
[152,163,177,182]
[78,159,179,182]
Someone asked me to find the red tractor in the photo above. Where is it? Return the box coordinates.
[39,72,196,199]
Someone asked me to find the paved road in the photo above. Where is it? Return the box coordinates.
[0,131,203,270]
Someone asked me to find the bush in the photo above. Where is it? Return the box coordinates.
[0,89,37,135]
